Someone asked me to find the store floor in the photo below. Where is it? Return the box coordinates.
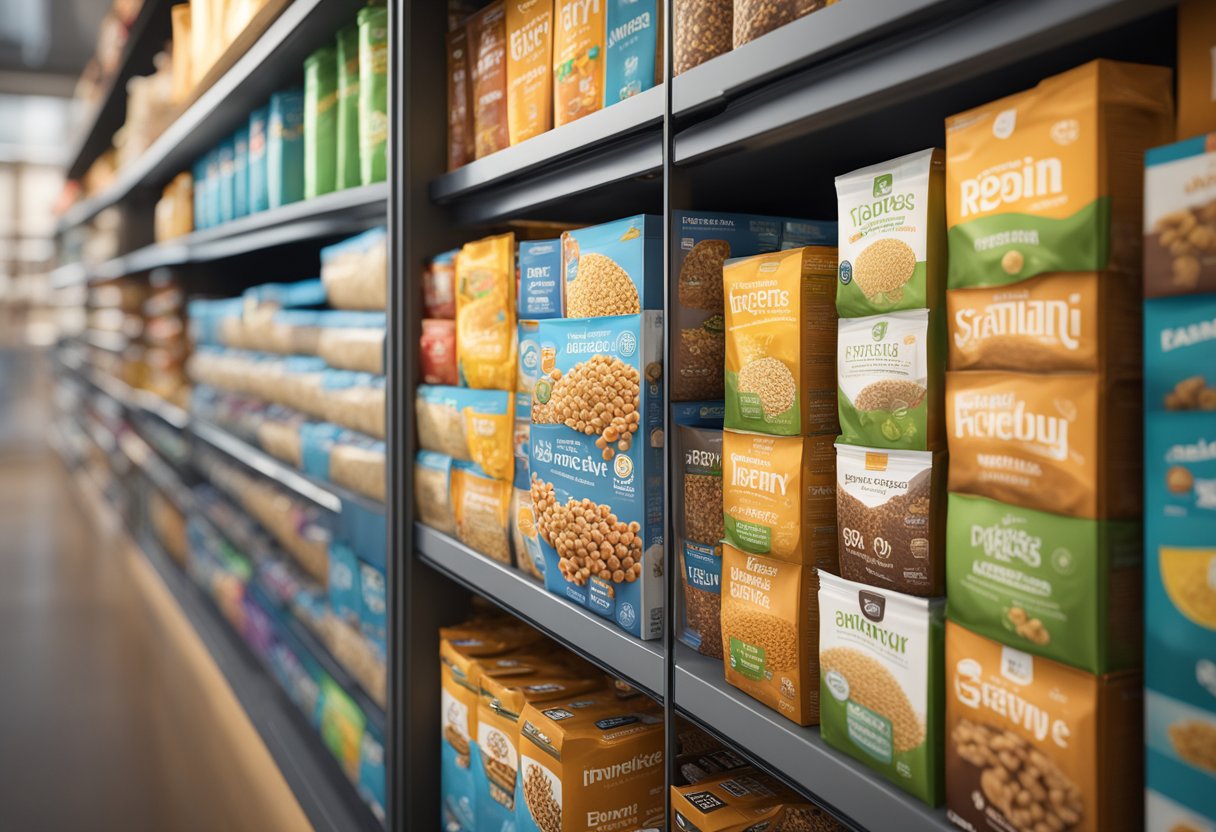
[0,443,311,832]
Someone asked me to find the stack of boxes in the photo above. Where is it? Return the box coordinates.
[1143,7,1216,827]
[941,61,1173,831]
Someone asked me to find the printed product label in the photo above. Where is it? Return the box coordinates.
[729,637,768,681]
[838,311,931,449]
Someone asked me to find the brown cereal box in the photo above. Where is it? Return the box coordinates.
[506,0,553,145]
[945,370,1141,520]
[945,622,1143,832]
[553,0,606,127]
[670,770,847,831]
[470,2,510,159]
[1177,0,1216,139]
[447,28,475,170]
[721,545,822,726]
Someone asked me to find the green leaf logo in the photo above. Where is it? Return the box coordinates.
[871,321,888,341]
[873,173,893,197]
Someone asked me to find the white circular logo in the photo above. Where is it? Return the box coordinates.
[825,669,850,702]
[993,108,1017,139]
[1051,119,1079,145]
[614,454,633,478]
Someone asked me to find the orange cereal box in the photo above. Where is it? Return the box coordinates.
[553,0,605,127]
[506,0,554,144]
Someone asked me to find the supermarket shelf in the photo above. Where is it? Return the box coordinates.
[414,524,665,697]
[118,430,193,515]
[430,86,664,225]
[63,0,172,181]
[89,183,387,280]
[674,647,950,832]
[673,0,1177,165]
[88,369,190,431]
[287,615,387,734]
[132,529,383,832]
[57,0,371,233]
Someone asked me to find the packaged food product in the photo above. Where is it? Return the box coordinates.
[232,128,248,219]
[721,544,821,725]
[677,425,724,657]
[837,310,940,450]
[836,148,945,317]
[217,137,234,224]
[416,451,456,534]
[516,692,665,832]
[604,0,659,105]
[670,770,847,831]
[321,226,388,310]
[1145,294,1216,412]
[267,88,305,209]
[421,318,458,385]
[553,0,606,127]
[673,747,751,785]
[733,0,834,47]
[320,371,385,439]
[357,5,388,184]
[336,23,361,189]
[945,370,1141,520]
[560,215,662,317]
[835,442,944,597]
[673,0,731,75]
[416,385,514,481]
[304,45,337,199]
[511,460,544,580]
[452,460,513,564]
[318,315,386,375]
[471,2,509,158]
[819,572,944,805]
[257,416,303,467]
[946,60,1172,287]
[506,0,553,145]
[1177,0,1216,138]
[723,246,838,435]
[528,313,664,638]
[947,271,1141,376]
[331,440,386,502]
[946,492,1141,673]
[1145,134,1216,299]
[944,621,1143,832]
[457,233,517,389]
[447,27,475,170]
[247,106,270,213]
[426,249,458,319]
[721,430,836,566]
[518,239,563,319]
[473,668,602,832]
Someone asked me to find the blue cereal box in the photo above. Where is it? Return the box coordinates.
[1145,294,1216,412]
[527,312,664,638]
[519,240,564,319]
[604,0,659,105]
[560,215,662,317]
[248,105,270,213]
[268,88,305,209]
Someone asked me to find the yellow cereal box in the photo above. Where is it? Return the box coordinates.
[506,0,553,145]
[553,0,605,127]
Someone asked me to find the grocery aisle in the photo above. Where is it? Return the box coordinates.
[0,438,307,831]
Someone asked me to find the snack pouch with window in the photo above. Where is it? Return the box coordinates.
[723,246,838,435]
[818,571,944,805]
[836,148,945,317]
[457,233,517,390]
[945,59,1172,287]
[553,0,606,127]
[506,0,553,145]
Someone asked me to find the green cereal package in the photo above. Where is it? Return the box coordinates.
[835,148,946,317]
[819,571,944,806]
[945,492,1143,674]
[837,309,942,450]
[560,215,662,316]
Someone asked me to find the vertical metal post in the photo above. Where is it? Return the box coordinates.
[662,0,678,816]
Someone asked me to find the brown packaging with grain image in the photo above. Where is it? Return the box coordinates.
[517,692,665,831]
[671,769,848,831]
[677,424,725,659]
[470,2,510,159]
[945,370,1141,520]
[945,621,1144,832]
[447,28,475,170]
[721,544,825,726]
[673,0,732,76]
[505,0,553,145]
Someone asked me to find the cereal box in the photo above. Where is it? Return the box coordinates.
[505,0,553,145]
[836,148,945,317]
[516,692,665,832]
[1144,294,1216,412]
[721,544,821,725]
[527,313,664,638]
[519,239,564,319]
[1145,135,1216,298]
[670,770,847,831]
[945,492,1142,673]
[553,0,606,127]
[721,430,837,567]
[603,0,659,105]
[560,215,662,316]
[945,621,1143,832]
[945,370,1141,520]
[819,572,944,805]
[1177,0,1216,138]
[838,309,942,450]
[947,60,1172,288]
[724,247,838,436]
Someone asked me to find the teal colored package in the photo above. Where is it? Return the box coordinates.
[1145,294,1216,412]
[358,719,386,824]
[561,215,663,315]
[527,313,665,638]
[604,0,659,105]
[518,240,563,319]
[245,277,327,308]
[328,539,361,625]
[192,158,207,229]
[233,124,249,219]
[204,149,220,229]
[268,88,305,209]
[358,558,386,654]
[217,137,235,224]
[248,106,270,213]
